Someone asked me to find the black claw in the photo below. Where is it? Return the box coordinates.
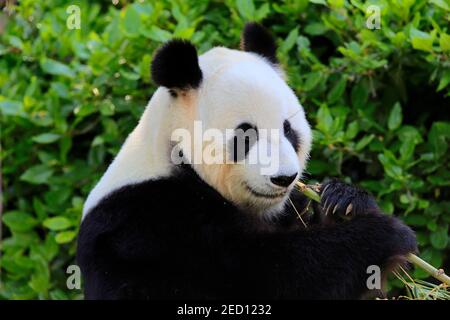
[320,179,378,220]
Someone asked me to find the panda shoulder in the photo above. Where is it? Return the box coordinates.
[82,166,237,228]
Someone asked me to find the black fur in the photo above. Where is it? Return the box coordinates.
[77,165,417,299]
[284,120,300,152]
[241,23,278,64]
[230,123,258,162]
[320,179,378,219]
[151,39,202,90]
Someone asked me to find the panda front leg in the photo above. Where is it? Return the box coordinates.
[319,179,380,220]
[242,179,417,299]
[291,179,417,298]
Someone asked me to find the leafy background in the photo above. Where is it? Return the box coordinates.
[0,0,449,299]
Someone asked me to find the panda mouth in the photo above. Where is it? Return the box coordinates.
[243,183,287,199]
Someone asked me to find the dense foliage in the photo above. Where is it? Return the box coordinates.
[0,0,449,299]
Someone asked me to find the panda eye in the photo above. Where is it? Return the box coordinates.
[236,122,256,133]
[283,120,300,152]
[231,122,258,162]
[283,120,292,135]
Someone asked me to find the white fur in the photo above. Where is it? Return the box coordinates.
[82,47,312,219]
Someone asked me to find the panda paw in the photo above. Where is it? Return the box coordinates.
[320,179,378,219]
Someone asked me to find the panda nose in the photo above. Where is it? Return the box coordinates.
[270,174,298,188]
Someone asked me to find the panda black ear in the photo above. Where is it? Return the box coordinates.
[151,39,203,90]
[241,23,278,64]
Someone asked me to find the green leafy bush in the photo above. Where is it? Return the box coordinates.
[1,0,449,299]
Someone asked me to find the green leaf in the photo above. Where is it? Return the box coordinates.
[141,26,172,42]
[55,231,76,244]
[236,0,255,20]
[427,220,438,232]
[297,36,311,51]
[50,82,69,98]
[400,139,416,161]
[355,134,374,151]
[49,289,69,300]
[345,121,359,140]
[20,165,54,185]
[309,0,327,5]
[40,59,75,78]
[255,3,270,21]
[123,5,141,36]
[430,226,449,249]
[379,201,394,214]
[29,273,50,294]
[303,72,322,91]
[32,133,61,144]
[428,172,450,186]
[43,217,72,231]
[0,99,24,117]
[410,28,434,52]
[428,122,450,159]
[304,22,327,36]
[398,126,423,144]
[120,70,140,81]
[43,235,59,261]
[439,33,450,52]
[388,102,402,131]
[378,152,403,179]
[404,214,428,226]
[307,159,332,175]
[99,100,116,116]
[430,0,450,11]
[2,211,38,232]
[8,35,23,49]
[437,70,450,91]
[280,28,299,54]
[316,104,333,133]
[327,77,346,103]
[351,82,369,109]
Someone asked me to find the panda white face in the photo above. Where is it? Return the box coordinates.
[189,48,312,215]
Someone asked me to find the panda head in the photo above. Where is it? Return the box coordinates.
[151,23,312,216]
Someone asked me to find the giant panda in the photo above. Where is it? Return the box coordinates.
[77,23,417,300]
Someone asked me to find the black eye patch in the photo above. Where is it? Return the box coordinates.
[230,122,258,162]
[283,120,299,152]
